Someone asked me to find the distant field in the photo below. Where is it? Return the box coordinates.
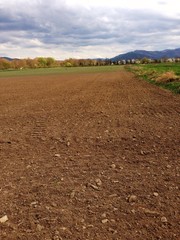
[0,65,122,77]
[1,63,180,94]
[128,62,180,94]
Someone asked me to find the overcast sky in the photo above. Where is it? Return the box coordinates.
[0,0,180,59]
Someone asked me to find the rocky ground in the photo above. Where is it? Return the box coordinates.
[0,70,179,239]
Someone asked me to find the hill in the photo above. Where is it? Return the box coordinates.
[0,57,16,61]
[111,48,180,61]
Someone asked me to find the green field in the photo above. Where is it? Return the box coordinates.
[0,65,122,78]
[137,62,180,75]
[128,62,180,94]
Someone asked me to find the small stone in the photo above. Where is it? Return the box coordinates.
[53,236,62,240]
[60,227,67,231]
[53,230,62,240]
[87,224,94,228]
[30,201,38,207]
[101,219,108,224]
[131,209,136,214]
[161,216,168,223]
[153,192,159,197]
[55,230,60,235]
[101,213,107,218]
[51,202,57,207]
[66,141,70,147]
[37,224,44,231]
[0,215,8,223]
[40,137,46,141]
[142,208,160,216]
[90,184,99,191]
[55,154,60,158]
[70,190,76,199]
[111,164,116,169]
[140,150,145,155]
[95,178,102,186]
[109,194,118,198]
[112,180,119,183]
[110,219,116,223]
[128,195,137,203]
[108,227,117,234]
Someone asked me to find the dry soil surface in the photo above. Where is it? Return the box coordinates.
[0,70,179,240]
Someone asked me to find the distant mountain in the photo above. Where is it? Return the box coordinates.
[111,48,180,61]
[0,57,15,61]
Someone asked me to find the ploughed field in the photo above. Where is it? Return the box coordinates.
[0,69,179,239]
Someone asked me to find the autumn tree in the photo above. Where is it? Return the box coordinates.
[46,57,55,67]
[0,58,11,69]
[36,57,47,68]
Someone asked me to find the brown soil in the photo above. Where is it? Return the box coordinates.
[0,70,179,240]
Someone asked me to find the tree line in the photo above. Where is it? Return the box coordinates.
[1,56,179,70]
[0,57,111,70]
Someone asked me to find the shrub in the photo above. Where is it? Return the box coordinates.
[156,71,179,83]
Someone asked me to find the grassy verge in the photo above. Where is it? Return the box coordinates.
[127,63,180,94]
[0,65,122,78]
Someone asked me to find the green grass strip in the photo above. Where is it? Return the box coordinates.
[0,65,122,78]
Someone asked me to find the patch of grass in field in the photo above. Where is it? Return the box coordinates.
[0,65,122,78]
[128,63,180,94]
[139,62,180,75]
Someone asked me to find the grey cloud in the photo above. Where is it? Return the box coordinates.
[158,1,167,5]
[0,0,180,54]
